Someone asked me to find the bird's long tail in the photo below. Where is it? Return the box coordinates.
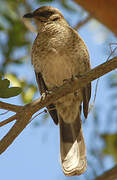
[59,115,87,176]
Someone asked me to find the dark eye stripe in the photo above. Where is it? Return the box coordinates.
[35,11,54,18]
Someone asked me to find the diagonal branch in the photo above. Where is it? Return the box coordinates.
[0,56,117,154]
[27,56,117,115]
[94,165,117,180]
[0,115,16,127]
[74,15,92,30]
[0,101,22,112]
[0,110,32,154]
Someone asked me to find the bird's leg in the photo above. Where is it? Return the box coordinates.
[41,90,52,100]
[63,78,71,84]
[51,86,58,91]
[41,85,58,100]
[63,75,79,84]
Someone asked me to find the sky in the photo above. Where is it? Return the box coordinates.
[0,1,117,180]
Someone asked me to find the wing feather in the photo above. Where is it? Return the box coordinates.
[35,72,58,125]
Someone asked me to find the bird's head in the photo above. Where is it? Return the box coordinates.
[23,6,68,31]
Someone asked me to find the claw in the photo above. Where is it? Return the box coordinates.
[63,78,69,84]
[41,90,52,100]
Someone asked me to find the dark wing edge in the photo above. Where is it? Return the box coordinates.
[82,83,91,119]
[35,72,58,125]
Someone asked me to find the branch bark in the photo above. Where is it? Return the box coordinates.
[74,15,92,30]
[94,165,117,180]
[0,101,22,112]
[0,56,117,154]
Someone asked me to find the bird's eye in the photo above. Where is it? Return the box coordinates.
[52,17,59,21]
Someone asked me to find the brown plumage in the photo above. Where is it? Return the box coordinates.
[23,6,91,176]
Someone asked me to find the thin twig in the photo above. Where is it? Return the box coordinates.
[22,18,37,34]
[74,15,92,30]
[0,110,32,154]
[0,115,16,127]
[95,165,117,180]
[107,44,117,61]
[89,43,117,112]
[0,101,22,112]
[30,109,47,122]
[0,110,9,116]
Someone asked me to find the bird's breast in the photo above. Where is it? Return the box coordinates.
[33,47,75,89]
[32,28,89,90]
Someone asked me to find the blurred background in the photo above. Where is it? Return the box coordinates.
[0,0,117,180]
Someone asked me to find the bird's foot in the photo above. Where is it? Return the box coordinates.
[71,74,82,81]
[76,74,82,79]
[63,78,71,84]
[51,86,58,91]
[63,75,78,84]
[41,90,52,100]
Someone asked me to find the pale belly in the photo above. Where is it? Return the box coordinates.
[43,58,74,89]
[34,49,78,90]
[41,53,82,123]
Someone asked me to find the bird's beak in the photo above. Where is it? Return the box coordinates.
[23,13,34,18]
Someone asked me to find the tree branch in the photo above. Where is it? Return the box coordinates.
[0,101,22,112]
[74,15,92,30]
[22,18,37,34]
[94,165,117,180]
[26,56,117,115]
[0,56,117,154]
[0,115,16,127]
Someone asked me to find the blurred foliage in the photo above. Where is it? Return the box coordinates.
[0,1,30,71]
[109,73,117,88]
[4,73,37,103]
[101,134,117,162]
[0,0,33,101]
[107,73,117,122]
[103,71,117,163]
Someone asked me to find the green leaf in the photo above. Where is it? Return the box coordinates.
[0,76,22,98]
[0,78,10,89]
[0,87,22,98]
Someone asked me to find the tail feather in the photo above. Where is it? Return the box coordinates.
[59,115,87,176]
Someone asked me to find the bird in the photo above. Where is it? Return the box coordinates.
[23,6,91,176]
